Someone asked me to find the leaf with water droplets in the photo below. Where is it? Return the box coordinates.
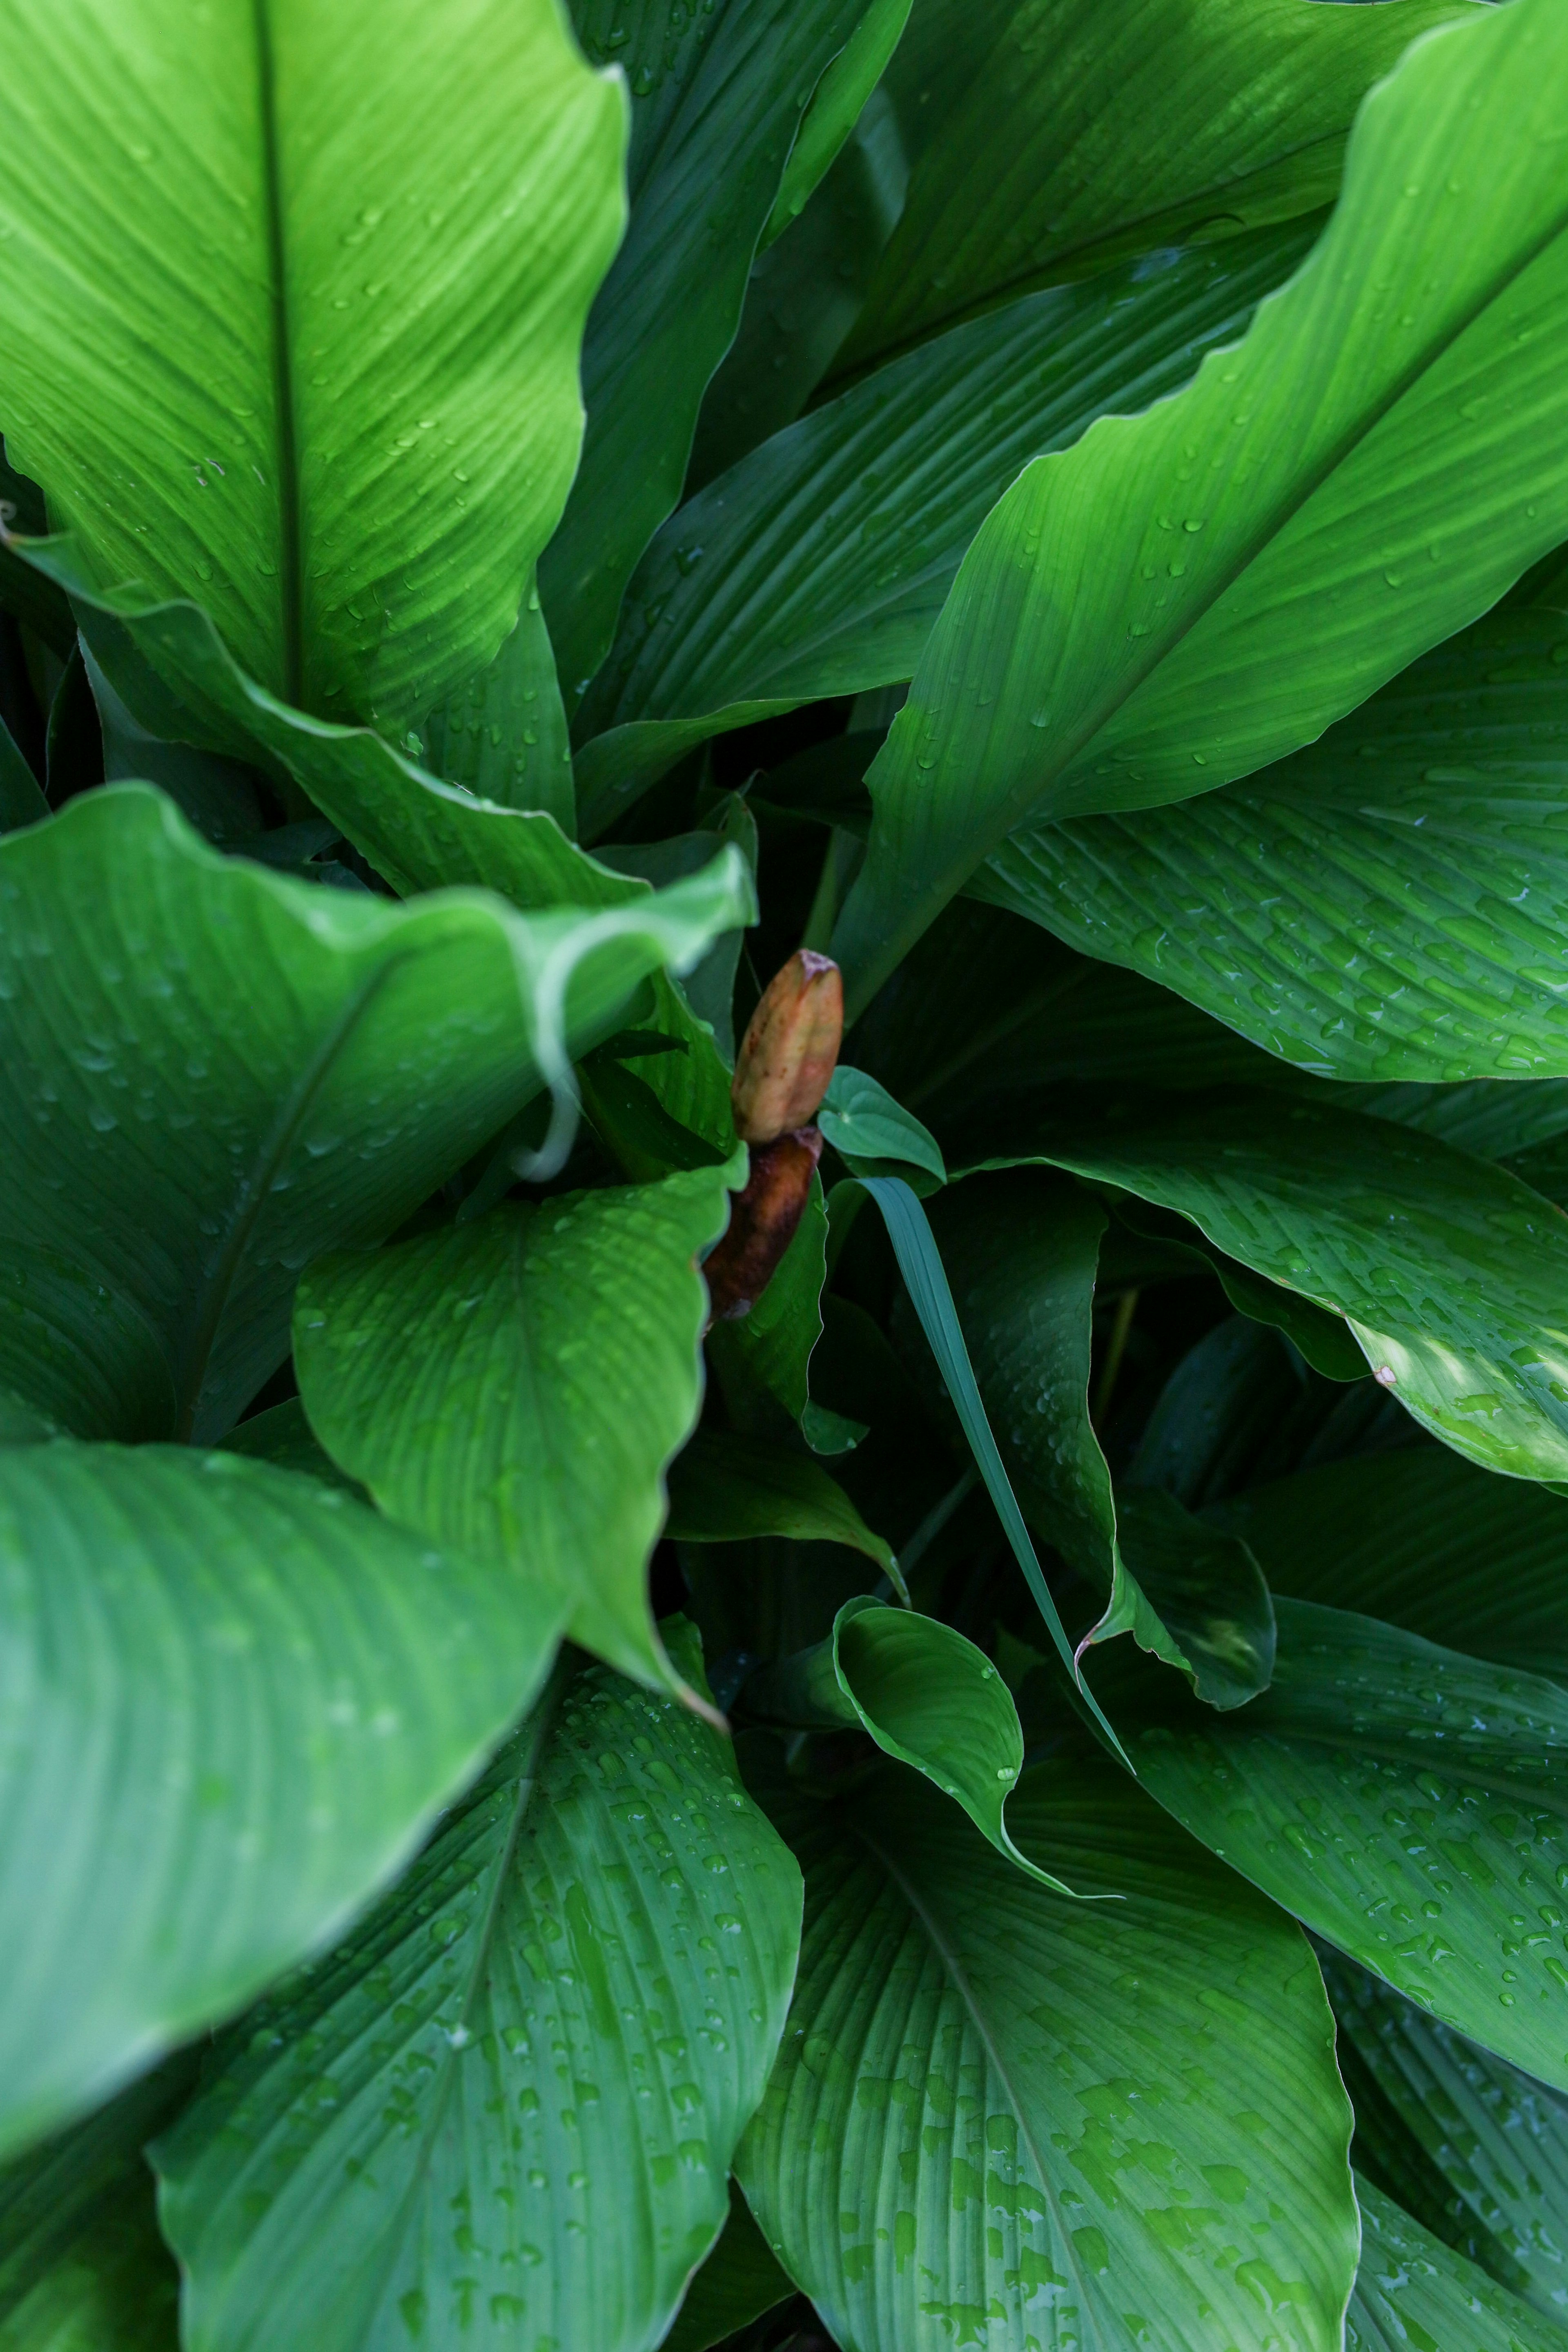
[153,1638,802,2352]
[1348,2175,1568,2352]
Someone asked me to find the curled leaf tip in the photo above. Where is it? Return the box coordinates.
[731,949,843,1144]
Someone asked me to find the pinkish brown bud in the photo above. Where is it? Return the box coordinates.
[703,1127,824,1323]
[731,950,843,1145]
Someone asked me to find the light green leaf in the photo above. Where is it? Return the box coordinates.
[761,0,911,251]
[973,1090,1568,1481]
[294,1176,739,1708]
[0,2061,189,2352]
[1348,2177,1568,2352]
[153,1643,803,2352]
[0,784,744,1444]
[926,1168,1274,1706]
[1327,1954,1568,2323]
[1207,1449,1568,1682]
[748,1595,1071,1888]
[575,223,1312,833]
[418,583,574,831]
[819,1066,945,1180]
[0,0,624,737]
[662,2182,793,2352]
[832,0,1568,1009]
[666,1428,897,1581]
[982,608,1568,1083]
[842,0,1466,368]
[0,1443,562,2157]
[738,1747,1357,2352]
[543,0,865,701]
[1127,1598,1568,2089]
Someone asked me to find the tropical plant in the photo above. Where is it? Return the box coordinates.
[7,0,1568,2346]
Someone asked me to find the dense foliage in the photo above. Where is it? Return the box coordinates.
[6,0,1568,2346]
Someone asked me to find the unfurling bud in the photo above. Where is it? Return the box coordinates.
[730,950,843,1145]
[703,1127,824,1323]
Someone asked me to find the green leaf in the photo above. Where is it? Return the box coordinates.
[0,784,744,1444]
[0,2060,190,2352]
[543,0,865,701]
[0,714,44,837]
[662,2182,793,2352]
[418,584,574,831]
[0,1442,562,2157]
[666,1429,898,1582]
[0,0,624,737]
[1327,1954,1568,2322]
[857,1175,1129,1760]
[831,0,1568,1008]
[153,1642,803,2352]
[748,1595,1072,1889]
[819,1066,945,1180]
[737,1746,1358,2352]
[982,607,1568,1084]
[294,1176,739,1708]
[222,1398,365,1497]
[760,0,911,251]
[706,1178,830,1440]
[1206,1449,1568,1683]
[574,223,1313,833]
[840,0,1465,368]
[925,1168,1274,1707]
[1126,1598,1568,2090]
[973,1089,1568,1481]
[1348,2177,1568,2352]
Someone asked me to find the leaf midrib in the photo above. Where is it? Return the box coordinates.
[251,0,303,709]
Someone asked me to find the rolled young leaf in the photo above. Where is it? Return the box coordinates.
[982,607,1568,1084]
[1126,1599,1568,2091]
[153,1641,803,2352]
[294,1174,741,1711]
[0,784,747,1444]
[0,0,626,738]
[737,1745,1358,2352]
[0,1444,564,2158]
[832,0,1568,1009]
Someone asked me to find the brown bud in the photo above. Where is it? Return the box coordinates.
[731,950,842,1145]
[703,1127,824,1322]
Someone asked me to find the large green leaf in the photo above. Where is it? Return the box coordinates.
[573,223,1312,833]
[0,784,744,1444]
[0,0,624,737]
[154,1642,803,2352]
[1327,1955,1568,2322]
[1207,1450,1568,1683]
[1348,2177,1568,2352]
[0,1443,562,2158]
[840,0,1464,370]
[925,1167,1275,1706]
[737,1748,1357,2352]
[831,0,1568,1009]
[542,0,865,701]
[974,1089,1568,1481]
[1126,1598,1568,2090]
[294,1175,738,1706]
[0,2061,189,2352]
[982,608,1568,1083]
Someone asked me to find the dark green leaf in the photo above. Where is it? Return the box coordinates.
[662,2182,793,2352]
[0,713,45,836]
[418,586,574,830]
[1348,2176,1568,2352]
[738,1747,1358,2352]
[666,1429,898,1581]
[0,1443,561,2156]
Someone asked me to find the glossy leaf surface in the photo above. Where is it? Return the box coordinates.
[1130,1599,1568,2089]
[833,0,1568,1006]
[0,0,624,734]
[978,1091,1568,1481]
[739,1750,1357,2352]
[0,1443,561,2157]
[155,1644,802,2352]
[295,1176,737,1705]
[984,608,1568,1083]
[0,784,742,1443]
